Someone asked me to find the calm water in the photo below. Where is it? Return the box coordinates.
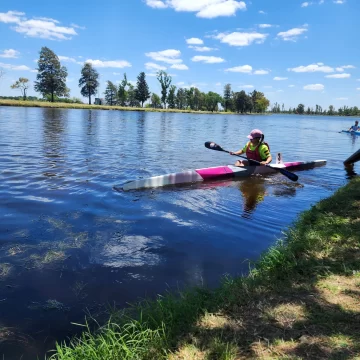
[0,106,359,359]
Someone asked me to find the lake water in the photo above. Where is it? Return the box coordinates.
[0,106,359,359]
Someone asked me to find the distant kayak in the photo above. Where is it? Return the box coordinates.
[341,130,360,136]
[121,159,327,191]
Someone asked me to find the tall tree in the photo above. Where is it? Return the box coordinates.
[34,47,68,102]
[296,104,305,114]
[135,72,150,107]
[156,70,172,108]
[127,84,140,107]
[11,77,29,100]
[104,81,117,106]
[223,84,232,112]
[176,88,187,109]
[256,97,270,113]
[150,93,161,108]
[79,63,99,105]
[167,85,177,109]
[205,91,222,112]
[118,73,128,106]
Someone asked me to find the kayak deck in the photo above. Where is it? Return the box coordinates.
[122,160,327,191]
[341,130,360,136]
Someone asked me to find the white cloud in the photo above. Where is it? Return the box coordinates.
[70,23,86,30]
[336,97,348,100]
[240,85,254,89]
[341,65,355,69]
[301,2,312,7]
[191,55,225,63]
[259,10,266,14]
[145,62,167,71]
[145,49,183,64]
[171,63,189,70]
[146,73,158,77]
[0,10,77,40]
[145,0,247,18]
[214,31,268,46]
[303,83,324,90]
[336,67,344,72]
[0,62,31,71]
[215,82,221,86]
[319,0,324,3]
[177,81,185,86]
[334,0,345,4]
[145,0,168,8]
[258,24,273,28]
[274,77,288,80]
[276,90,284,92]
[325,73,350,78]
[188,46,216,52]
[186,37,203,45]
[277,27,308,41]
[289,85,295,87]
[0,49,20,58]
[58,55,79,63]
[253,69,269,75]
[357,88,360,90]
[224,65,252,73]
[85,59,132,68]
[287,63,334,73]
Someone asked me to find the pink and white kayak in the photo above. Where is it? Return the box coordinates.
[122,159,327,191]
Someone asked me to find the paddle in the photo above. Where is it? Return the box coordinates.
[204,141,299,182]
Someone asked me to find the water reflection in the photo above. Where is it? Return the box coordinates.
[238,177,267,217]
[344,163,357,179]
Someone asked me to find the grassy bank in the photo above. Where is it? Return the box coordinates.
[49,177,360,359]
[0,99,238,115]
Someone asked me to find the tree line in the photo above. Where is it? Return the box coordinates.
[7,46,270,113]
[271,102,360,117]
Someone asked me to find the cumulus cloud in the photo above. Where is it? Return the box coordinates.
[288,63,334,73]
[186,37,203,45]
[253,69,269,75]
[274,77,288,80]
[258,24,273,28]
[0,49,20,58]
[188,46,216,52]
[191,55,225,63]
[325,73,350,78]
[334,0,345,4]
[171,63,189,70]
[85,59,132,68]
[259,10,266,14]
[214,31,268,46]
[0,62,31,71]
[145,62,167,71]
[224,65,252,73]
[145,0,247,18]
[301,2,312,7]
[277,27,308,41]
[0,10,78,40]
[303,84,324,90]
[145,49,183,64]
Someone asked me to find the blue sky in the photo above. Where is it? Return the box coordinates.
[0,0,359,109]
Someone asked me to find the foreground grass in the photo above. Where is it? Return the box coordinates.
[0,99,237,115]
[50,177,360,359]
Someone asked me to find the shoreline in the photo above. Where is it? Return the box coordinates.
[0,99,246,115]
[50,177,360,359]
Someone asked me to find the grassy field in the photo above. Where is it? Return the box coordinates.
[48,177,360,359]
[0,99,238,115]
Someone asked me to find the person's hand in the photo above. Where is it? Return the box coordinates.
[230,151,235,155]
[260,161,267,165]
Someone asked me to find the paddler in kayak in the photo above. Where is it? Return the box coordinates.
[230,129,272,167]
[348,120,359,132]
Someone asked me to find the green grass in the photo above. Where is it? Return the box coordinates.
[0,99,238,115]
[49,177,360,359]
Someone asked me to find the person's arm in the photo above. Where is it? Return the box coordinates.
[259,145,272,165]
[230,144,247,155]
[260,153,272,165]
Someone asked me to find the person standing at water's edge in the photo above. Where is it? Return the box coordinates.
[349,120,359,132]
[230,129,272,167]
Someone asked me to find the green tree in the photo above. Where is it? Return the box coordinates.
[156,70,172,108]
[118,73,128,106]
[256,97,270,113]
[135,72,150,107]
[205,91,222,112]
[34,47,68,102]
[176,88,187,109]
[296,104,305,114]
[223,84,232,112]
[167,85,177,109]
[11,77,29,100]
[150,93,161,108]
[79,63,99,105]
[104,81,117,106]
[234,91,248,113]
[328,105,335,115]
[127,84,140,107]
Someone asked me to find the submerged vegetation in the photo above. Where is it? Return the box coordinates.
[50,177,360,359]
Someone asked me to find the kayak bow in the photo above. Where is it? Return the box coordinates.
[121,159,327,191]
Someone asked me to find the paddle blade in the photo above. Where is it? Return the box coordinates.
[277,167,298,182]
[204,141,225,152]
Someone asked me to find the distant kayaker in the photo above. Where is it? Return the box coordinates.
[230,129,272,167]
[349,120,359,132]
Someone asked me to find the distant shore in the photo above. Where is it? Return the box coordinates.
[0,99,245,115]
